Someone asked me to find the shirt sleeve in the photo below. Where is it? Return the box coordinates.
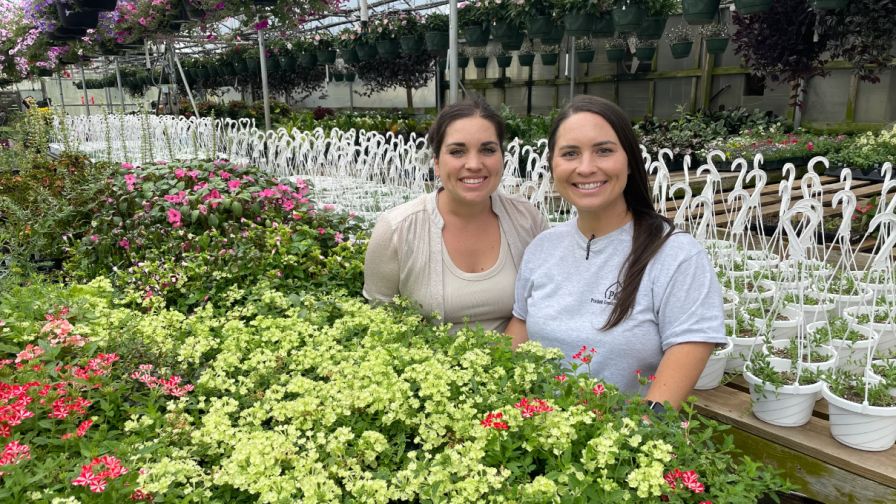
[655,247,727,351]
[362,214,401,304]
[512,246,535,321]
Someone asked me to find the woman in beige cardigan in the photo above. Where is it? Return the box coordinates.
[363,98,548,332]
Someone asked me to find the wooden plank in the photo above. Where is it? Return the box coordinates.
[693,385,896,489]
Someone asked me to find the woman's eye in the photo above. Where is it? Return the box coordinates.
[481,146,497,155]
[449,149,464,157]
[561,151,578,159]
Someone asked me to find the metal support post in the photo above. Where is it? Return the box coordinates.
[56,72,66,111]
[448,0,458,104]
[115,58,126,114]
[79,62,90,116]
[569,36,576,102]
[171,45,199,119]
[257,23,272,131]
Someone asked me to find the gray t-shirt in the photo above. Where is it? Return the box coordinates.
[513,219,726,394]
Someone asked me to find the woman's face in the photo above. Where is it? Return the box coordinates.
[551,111,630,219]
[434,116,503,206]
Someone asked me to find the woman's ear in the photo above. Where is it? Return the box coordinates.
[433,156,440,178]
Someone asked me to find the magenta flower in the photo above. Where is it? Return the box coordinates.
[167,209,182,228]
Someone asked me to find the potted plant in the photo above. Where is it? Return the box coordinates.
[694,339,734,390]
[700,22,730,54]
[782,291,837,328]
[458,1,491,46]
[312,32,337,65]
[637,0,679,40]
[747,304,802,341]
[843,305,895,358]
[494,49,513,69]
[556,0,612,37]
[592,4,616,37]
[744,348,824,427]
[817,272,874,317]
[808,317,877,373]
[467,46,489,69]
[336,28,361,65]
[423,12,449,54]
[605,36,628,62]
[666,24,694,59]
[612,0,647,33]
[574,37,596,63]
[726,311,765,372]
[867,359,896,397]
[517,40,536,67]
[734,0,774,15]
[682,0,721,25]
[537,42,560,65]
[517,0,556,40]
[634,37,658,61]
[822,370,896,451]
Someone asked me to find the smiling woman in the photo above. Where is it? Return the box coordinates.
[363,98,548,333]
[506,95,726,409]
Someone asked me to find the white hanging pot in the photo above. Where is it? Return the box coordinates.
[743,250,780,270]
[866,359,896,398]
[725,324,762,373]
[829,288,875,317]
[722,291,739,320]
[853,270,895,297]
[743,361,823,427]
[822,383,896,451]
[808,320,878,374]
[695,339,734,390]
[843,306,896,357]
[779,258,834,281]
[737,279,777,303]
[784,294,837,329]
[753,306,802,341]
[764,339,838,400]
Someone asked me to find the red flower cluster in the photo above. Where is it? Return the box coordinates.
[1,382,38,437]
[130,365,194,397]
[592,383,606,396]
[71,455,129,493]
[480,411,509,430]
[130,488,154,501]
[41,307,87,348]
[572,345,596,364]
[664,468,705,493]
[513,397,554,418]
[72,354,120,381]
[62,419,94,440]
[49,395,92,420]
[0,440,31,475]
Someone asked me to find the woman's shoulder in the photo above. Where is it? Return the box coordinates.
[527,219,575,248]
[376,193,431,228]
[655,228,710,264]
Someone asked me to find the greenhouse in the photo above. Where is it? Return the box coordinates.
[1,0,896,502]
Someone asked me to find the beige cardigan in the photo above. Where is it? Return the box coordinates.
[363,190,549,320]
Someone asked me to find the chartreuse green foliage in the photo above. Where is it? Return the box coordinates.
[0,279,791,503]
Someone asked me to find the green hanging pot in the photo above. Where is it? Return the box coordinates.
[317,48,337,65]
[375,38,401,59]
[355,42,379,61]
[457,55,470,68]
[606,47,626,62]
[491,20,517,42]
[540,25,565,45]
[495,55,513,68]
[399,35,424,54]
[472,56,489,69]
[340,47,359,65]
[463,23,490,47]
[682,0,721,25]
[526,16,553,40]
[424,31,449,54]
[670,41,694,59]
[637,17,668,40]
[563,13,595,37]
[575,49,596,63]
[280,55,296,72]
[265,56,279,73]
[235,59,249,74]
[705,37,729,54]
[344,71,356,82]
[591,14,614,38]
[500,32,525,52]
[612,3,646,32]
[333,73,345,82]
[811,0,850,9]
[539,52,559,66]
[246,57,260,74]
[517,53,535,67]
[734,0,774,15]
[634,46,656,61]
[298,52,318,67]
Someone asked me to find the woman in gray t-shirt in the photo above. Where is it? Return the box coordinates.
[506,96,726,410]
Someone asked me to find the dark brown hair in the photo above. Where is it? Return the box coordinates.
[427,97,505,159]
[548,95,676,330]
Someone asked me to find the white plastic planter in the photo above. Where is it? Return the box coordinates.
[779,258,833,281]
[744,361,823,427]
[695,339,733,390]
[822,383,896,451]
[808,320,878,374]
[786,295,837,330]
[743,250,780,270]
[866,359,896,397]
[738,279,776,304]
[764,339,837,400]
[829,288,875,317]
[722,291,739,320]
[844,306,896,357]
[725,324,762,373]
[753,306,802,341]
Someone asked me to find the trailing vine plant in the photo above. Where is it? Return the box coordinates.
[353,52,436,98]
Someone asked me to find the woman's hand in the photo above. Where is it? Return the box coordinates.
[645,342,715,410]
[505,316,529,350]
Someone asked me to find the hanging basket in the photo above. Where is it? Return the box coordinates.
[500,32,525,52]
[424,31,449,54]
[355,43,379,61]
[612,3,646,32]
[605,47,626,62]
[340,47,359,65]
[56,3,100,29]
[576,49,596,63]
[375,38,401,59]
[495,55,513,68]
[344,71,356,82]
[637,16,668,40]
[517,54,535,67]
[670,41,694,59]
[280,55,296,72]
[265,56,280,73]
[333,73,345,82]
[540,25,565,45]
[399,35,424,54]
[491,20,518,42]
[563,12,596,37]
[298,52,318,67]
[822,384,896,451]
[734,0,774,15]
[539,52,559,66]
[235,59,249,74]
[682,0,721,25]
[634,46,656,61]
[591,14,614,38]
[811,0,850,9]
[317,48,337,65]
[73,0,118,11]
[455,55,469,69]
[472,56,489,69]
[705,37,730,54]
[463,24,490,47]
[526,16,553,40]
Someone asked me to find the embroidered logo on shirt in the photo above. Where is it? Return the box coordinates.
[590,281,621,307]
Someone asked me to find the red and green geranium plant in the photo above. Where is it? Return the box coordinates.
[0,307,193,501]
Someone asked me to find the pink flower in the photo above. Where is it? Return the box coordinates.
[480,411,509,430]
[118,239,130,250]
[334,232,345,244]
[120,162,134,170]
[174,168,185,178]
[90,235,99,242]
[227,179,241,191]
[317,227,326,235]
[76,419,93,437]
[554,374,567,382]
[167,209,182,228]
[513,397,553,418]
[806,142,814,151]
[592,383,606,396]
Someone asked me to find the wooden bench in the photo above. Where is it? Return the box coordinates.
[693,380,896,503]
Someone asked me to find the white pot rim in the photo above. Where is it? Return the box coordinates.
[743,367,824,394]
[807,320,878,343]
[764,340,837,365]
[822,383,896,416]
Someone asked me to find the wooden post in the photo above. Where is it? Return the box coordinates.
[406,86,413,110]
[845,74,859,123]
[526,64,533,116]
[700,40,715,111]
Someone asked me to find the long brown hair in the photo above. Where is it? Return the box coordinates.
[548,95,676,330]
[427,97,505,159]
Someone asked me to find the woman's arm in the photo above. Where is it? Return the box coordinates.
[644,342,714,409]
[505,316,529,350]
[362,216,400,304]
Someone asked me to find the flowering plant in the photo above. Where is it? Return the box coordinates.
[368,13,404,40]
[336,26,361,49]
[553,0,614,16]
